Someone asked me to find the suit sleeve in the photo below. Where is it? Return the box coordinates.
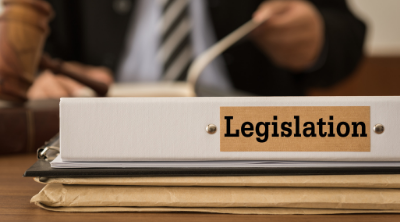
[43,0,81,61]
[299,0,366,88]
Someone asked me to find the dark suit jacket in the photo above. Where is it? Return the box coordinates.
[44,0,366,96]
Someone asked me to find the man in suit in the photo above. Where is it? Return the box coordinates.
[27,0,366,98]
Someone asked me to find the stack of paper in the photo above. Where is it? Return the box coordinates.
[31,174,400,214]
[51,156,400,168]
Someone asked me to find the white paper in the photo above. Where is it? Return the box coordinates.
[51,155,400,168]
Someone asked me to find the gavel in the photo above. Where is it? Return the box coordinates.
[0,0,109,102]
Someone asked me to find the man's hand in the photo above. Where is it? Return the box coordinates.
[251,0,324,71]
[27,62,113,100]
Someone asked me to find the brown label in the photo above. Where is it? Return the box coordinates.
[220,106,370,152]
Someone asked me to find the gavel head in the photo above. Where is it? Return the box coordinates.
[0,0,53,102]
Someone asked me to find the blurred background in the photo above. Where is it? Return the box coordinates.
[1,0,399,97]
[1,0,400,156]
[309,0,400,96]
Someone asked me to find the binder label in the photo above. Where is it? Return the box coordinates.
[220,106,370,152]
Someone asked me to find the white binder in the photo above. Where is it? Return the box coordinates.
[60,96,400,161]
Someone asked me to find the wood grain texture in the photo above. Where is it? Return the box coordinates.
[1,154,400,221]
[308,57,400,96]
[0,99,59,155]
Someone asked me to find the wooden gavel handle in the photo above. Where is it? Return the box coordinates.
[39,54,109,97]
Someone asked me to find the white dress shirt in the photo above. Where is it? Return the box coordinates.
[117,0,232,91]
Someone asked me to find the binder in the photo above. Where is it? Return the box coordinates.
[23,134,400,178]
[59,96,400,162]
[23,158,400,178]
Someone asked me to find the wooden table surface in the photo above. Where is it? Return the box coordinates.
[1,154,400,222]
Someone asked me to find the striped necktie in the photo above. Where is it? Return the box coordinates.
[157,0,193,81]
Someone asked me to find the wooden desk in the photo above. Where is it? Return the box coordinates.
[308,57,400,96]
[1,154,400,222]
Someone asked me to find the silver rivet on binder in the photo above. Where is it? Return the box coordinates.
[206,124,217,134]
[37,134,60,161]
[374,124,384,134]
